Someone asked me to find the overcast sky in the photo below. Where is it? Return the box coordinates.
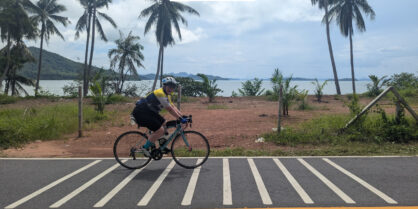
[3,0,418,79]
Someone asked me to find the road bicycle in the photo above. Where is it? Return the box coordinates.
[113,115,210,169]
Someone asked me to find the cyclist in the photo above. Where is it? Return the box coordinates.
[132,77,187,156]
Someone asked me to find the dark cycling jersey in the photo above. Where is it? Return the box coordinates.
[136,88,173,113]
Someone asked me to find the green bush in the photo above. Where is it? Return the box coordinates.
[107,94,130,104]
[312,79,327,102]
[264,112,417,146]
[0,104,107,149]
[197,74,222,102]
[366,75,390,97]
[174,77,203,97]
[238,78,265,96]
[388,72,418,90]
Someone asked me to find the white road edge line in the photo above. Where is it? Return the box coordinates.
[323,158,398,204]
[248,158,273,205]
[273,158,314,204]
[5,160,101,209]
[137,160,176,206]
[181,159,204,206]
[223,158,232,205]
[298,158,355,204]
[93,166,145,207]
[49,160,126,208]
[2,156,416,160]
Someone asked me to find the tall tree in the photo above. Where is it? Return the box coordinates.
[1,40,35,96]
[87,0,116,95]
[29,0,69,96]
[0,0,37,89]
[140,0,199,91]
[75,0,92,97]
[75,0,116,96]
[311,0,341,95]
[108,30,144,94]
[328,0,375,94]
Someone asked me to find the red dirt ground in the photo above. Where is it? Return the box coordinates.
[2,95,404,157]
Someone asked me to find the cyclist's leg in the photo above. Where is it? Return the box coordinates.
[147,114,166,145]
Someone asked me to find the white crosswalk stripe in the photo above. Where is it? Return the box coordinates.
[3,158,401,208]
[323,158,398,204]
[248,158,272,205]
[4,160,101,209]
[50,160,126,208]
[137,160,176,206]
[94,166,146,207]
[181,159,203,206]
[298,158,355,204]
[273,158,314,204]
[223,158,232,205]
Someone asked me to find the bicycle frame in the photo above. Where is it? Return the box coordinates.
[158,123,188,150]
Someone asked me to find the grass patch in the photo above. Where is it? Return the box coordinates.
[0,103,114,149]
[207,104,229,110]
[0,94,19,104]
[209,143,418,156]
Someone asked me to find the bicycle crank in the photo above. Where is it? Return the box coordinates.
[151,149,163,160]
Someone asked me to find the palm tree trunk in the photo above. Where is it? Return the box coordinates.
[0,32,12,89]
[11,67,16,96]
[349,32,356,95]
[160,47,165,88]
[324,0,341,95]
[4,80,10,95]
[87,3,97,94]
[35,24,45,97]
[152,45,163,91]
[83,7,92,96]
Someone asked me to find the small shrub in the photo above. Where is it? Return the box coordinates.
[296,89,311,110]
[312,79,327,102]
[238,78,265,96]
[62,82,81,98]
[197,74,222,102]
[366,75,390,97]
[107,94,130,104]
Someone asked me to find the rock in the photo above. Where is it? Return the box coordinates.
[255,137,265,143]
[272,127,286,131]
[35,140,42,143]
[259,114,268,117]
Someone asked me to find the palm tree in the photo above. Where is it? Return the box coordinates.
[311,0,341,95]
[140,0,199,91]
[0,0,37,89]
[328,0,375,95]
[87,0,116,95]
[75,0,117,96]
[75,0,92,97]
[29,0,69,96]
[1,40,36,96]
[108,30,145,94]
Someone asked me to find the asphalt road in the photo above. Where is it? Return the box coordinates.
[1,157,418,209]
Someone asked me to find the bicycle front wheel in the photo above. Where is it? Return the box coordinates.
[113,131,152,169]
[171,131,210,169]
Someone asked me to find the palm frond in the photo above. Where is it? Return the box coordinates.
[97,11,117,28]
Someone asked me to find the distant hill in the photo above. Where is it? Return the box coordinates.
[20,47,229,80]
[22,47,102,80]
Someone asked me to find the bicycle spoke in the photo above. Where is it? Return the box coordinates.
[114,131,152,169]
[171,131,210,169]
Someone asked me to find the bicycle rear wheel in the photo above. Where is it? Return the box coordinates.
[171,131,210,169]
[113,131,152,169]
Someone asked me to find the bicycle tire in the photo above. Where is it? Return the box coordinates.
[171,131,210,169]
[113,131,152,169]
